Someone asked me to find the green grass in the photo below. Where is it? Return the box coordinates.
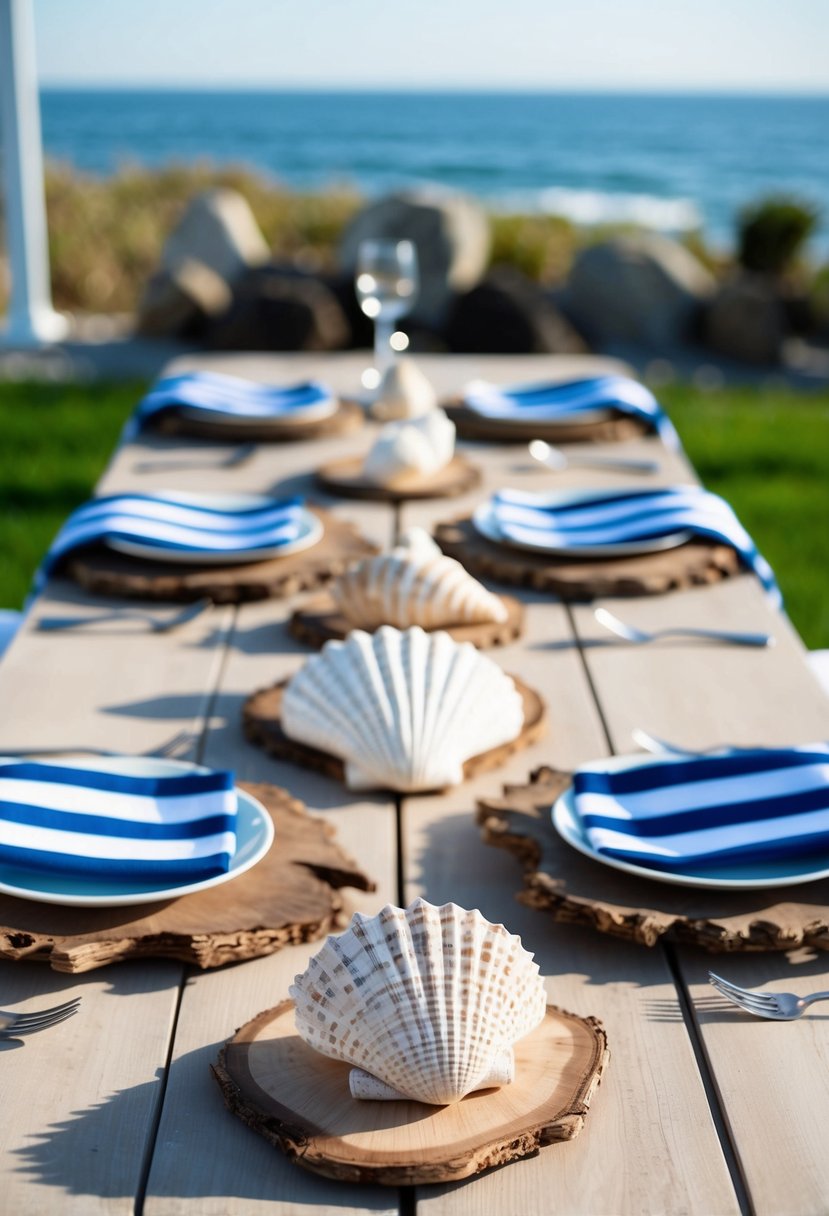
[660,384,829,649]
[0,380,826,648]
[0,381,140,608]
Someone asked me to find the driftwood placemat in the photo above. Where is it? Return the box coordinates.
[214,1000,608,1186]
[434,517,742,598]
[477,767,829,952]
[243,677,546,790]
[151,398,364,443]
[0,783,374,973]
[315,454,481,502]
[64,509,378,604]
[288,590,525,649]
[443,402,650,445]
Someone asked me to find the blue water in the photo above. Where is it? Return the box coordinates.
[40,90,829,250]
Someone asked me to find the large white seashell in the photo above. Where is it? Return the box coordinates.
[289,899,548,1104]
[370,357,437,421]
[362,409,455,487]
[332,527,508,630]
[281,626,524,791]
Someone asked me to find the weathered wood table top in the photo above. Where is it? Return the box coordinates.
[1,352,828,1216]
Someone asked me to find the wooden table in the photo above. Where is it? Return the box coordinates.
[1,353,828,1216]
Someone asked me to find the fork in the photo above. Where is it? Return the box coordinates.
[0,997,81,1037]
[37,597,213,634]
[594,607,774,649]
[3,728,196,760]
[529,439,659,475]
[708,972,829,1021]
[133,442,256,473]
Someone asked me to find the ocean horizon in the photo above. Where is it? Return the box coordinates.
[40,88,829,252]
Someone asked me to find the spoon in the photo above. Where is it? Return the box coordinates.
[37,598,213,634]
[594,607,774,648]
[529,439,659,475]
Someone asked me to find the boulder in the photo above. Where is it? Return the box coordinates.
[160,188,269,284]
[338,190,491,329]
[206,266,349,352]
[564,233,716,347]
[703,272,786,365]
[136,257,232,338]
[445,265,588,354]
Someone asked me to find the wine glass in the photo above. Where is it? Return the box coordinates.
[355,239,419,388]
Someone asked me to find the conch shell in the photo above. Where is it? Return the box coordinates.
[370,357,437,421]
[281,625,524,791]
[290,898,548,1104]
[362,410,455,488]
[332,528,508,630]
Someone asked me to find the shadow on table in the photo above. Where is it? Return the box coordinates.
[11,1041,395,1210]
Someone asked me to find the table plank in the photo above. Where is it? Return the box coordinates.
[397,589,740,1214]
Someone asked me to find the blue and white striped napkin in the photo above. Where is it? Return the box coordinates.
[463,375,680,449]
[0,761,237,881]
[490,485,781,607]
[571,746,829,872]
[39,493,308,587]
[125,371,336,437]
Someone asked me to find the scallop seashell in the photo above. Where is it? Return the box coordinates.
[332,527,508,630]
[370,357,437,421]
[281,626,524,791]
[362,409,455,488]
[289,898,547,1104]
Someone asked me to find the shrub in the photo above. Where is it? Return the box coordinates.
[737,196,820,276]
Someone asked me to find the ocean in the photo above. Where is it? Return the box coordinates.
[40,89,829,251]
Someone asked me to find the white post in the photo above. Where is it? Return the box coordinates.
[0,0,67,345]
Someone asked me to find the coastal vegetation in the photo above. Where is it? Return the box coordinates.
[0,379,826,647]
[19,163,823,319]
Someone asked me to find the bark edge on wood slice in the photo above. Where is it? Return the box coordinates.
[315,454,481,501]
[153,397,364,443]
[288,590,525,650]
[243,676,546,790]
[443,401,649,445]
[434,516,742,598]
[212,998,609,1186]
[477,766,829,951]
[0,783,374,973]
[64,508,378,604]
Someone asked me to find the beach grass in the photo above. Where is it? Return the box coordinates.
[0,379,826,649]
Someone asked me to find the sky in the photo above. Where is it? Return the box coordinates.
[35,0,829,93]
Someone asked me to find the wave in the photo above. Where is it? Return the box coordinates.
[494,187,703,232]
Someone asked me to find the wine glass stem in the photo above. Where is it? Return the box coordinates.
[374,318,395,373]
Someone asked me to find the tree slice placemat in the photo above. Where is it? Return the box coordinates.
[315,454,481,502]
[151,398,364,443]
[477,766,829,952]
[434,517,742,598]
[0,783,374,974]
[213,999,608,1186]
[64,510,378,604]
[443,402,649,445]
[288,590,525,650]
[243,676,547,791]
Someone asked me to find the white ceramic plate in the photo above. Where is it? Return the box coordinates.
[179,396,338,427]
[552,751,829,890]
[473,494,693,558]
[0,756,274,907]
[106,493,323,566]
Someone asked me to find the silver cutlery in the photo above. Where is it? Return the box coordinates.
[133,442,256,473]
[3,728,196,761]
[37,597,213,634]
[529,439,659,475]
[595,607,774,649]
[708,972,829,1021]
[0,997,81,1038]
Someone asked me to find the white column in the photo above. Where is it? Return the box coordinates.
[0,0,67,345]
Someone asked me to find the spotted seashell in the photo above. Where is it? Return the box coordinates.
[290,898,547,1104]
